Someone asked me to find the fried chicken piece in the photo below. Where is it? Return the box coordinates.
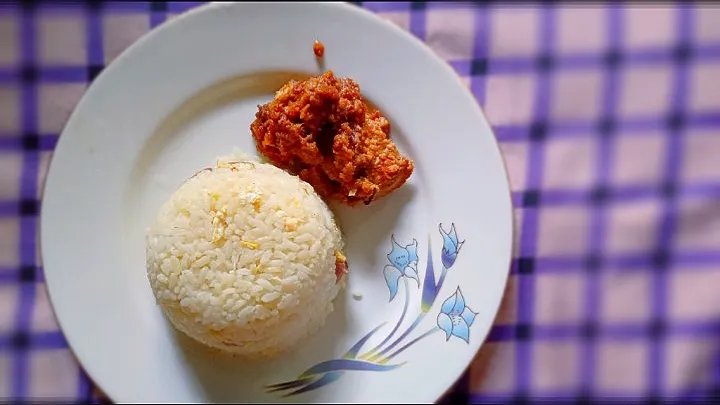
[250,70,414,206]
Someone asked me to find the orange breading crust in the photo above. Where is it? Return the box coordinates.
[250,71,414,206]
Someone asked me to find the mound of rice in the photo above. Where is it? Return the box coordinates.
[145,154,347,358]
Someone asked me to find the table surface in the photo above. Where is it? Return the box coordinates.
[1,2,720,403]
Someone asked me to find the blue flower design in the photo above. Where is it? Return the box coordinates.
[436,287,477,343]
[268,223,473,397]
[439,223,464,269]
[383,236,419,301]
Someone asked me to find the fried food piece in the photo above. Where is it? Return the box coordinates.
[250,70,414,206]
[313,40,325,58]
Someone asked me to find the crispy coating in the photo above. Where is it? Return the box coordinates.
[250,71,414,206]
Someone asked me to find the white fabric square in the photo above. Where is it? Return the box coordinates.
[597,341,648,393]
[426,9,475,61]
[682,129,720,183]
[0,218,19,267]
[0,285,17,334]
[470,342,516,394]
[676,197,720,251]
[0,16,19,66]
[669,268,720,321]
[665,338,715,393]
[689,62,720,113]
[0,85,20,134]
[600,270,651,324]
[556,6,607,55]
[533,271,584,324]
[542,136,596,189]
[605,199,661,255]
[623,6,677,51]
[695,7,720,44]
[531,340,580,392]
[550,69,602,122]
[38,14,88,65]
[618,65,673,118]
[485,73,537,126]
[489,8,539,58]
[29,349,81,399]
[611,132,666,186]
[536,206,590,257]
[0,152,21,201]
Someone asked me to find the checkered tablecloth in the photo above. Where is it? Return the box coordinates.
[1,2,719,403]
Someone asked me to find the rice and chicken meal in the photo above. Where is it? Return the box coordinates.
[146,53,413,358]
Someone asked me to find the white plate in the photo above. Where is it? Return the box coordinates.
[40,2,513,403]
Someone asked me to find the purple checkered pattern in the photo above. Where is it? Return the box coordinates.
[1,2,719,403]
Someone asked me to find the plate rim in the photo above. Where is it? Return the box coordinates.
[38,1,516,402]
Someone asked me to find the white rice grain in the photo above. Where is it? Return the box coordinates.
[146,155,346,358]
